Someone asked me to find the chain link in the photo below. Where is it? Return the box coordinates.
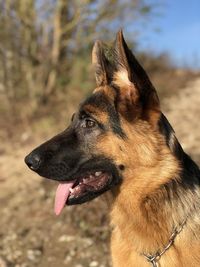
[143,218,187,267]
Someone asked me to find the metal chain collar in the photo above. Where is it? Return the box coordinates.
[142,218,187,267]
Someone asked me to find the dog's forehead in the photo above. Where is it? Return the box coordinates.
[81,85,117,111]
[80,89,126,138]
[81,90,112,112]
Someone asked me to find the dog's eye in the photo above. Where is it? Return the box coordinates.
[82,118,96,128]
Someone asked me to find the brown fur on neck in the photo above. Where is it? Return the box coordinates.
[109,121,180,251]
[108,116,200,266]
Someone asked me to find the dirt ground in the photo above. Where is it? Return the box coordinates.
[0,78,200,267]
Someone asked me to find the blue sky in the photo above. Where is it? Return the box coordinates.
[137,0,200,69]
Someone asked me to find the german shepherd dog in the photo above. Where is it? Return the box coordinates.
[25,31,200,267]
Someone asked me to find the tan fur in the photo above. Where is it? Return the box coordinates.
[93,85,117,102]
[90,86,200,267]
[90,31,200,266]
[113,70,136,98]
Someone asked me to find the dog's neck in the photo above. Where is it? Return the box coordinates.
[109,152,200,253]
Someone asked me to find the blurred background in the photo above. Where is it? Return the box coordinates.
[0,1,200,267]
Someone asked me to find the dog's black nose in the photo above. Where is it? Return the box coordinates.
[25,152,41,171]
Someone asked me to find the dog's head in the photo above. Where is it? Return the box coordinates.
[25,31,178,215]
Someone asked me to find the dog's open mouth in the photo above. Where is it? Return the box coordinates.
[54,171,112,215]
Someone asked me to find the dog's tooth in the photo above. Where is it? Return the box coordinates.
[69,188,74,193]
[83,178,87,183]
[95,171,102,177]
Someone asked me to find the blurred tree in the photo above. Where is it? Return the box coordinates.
[0,0,157,117]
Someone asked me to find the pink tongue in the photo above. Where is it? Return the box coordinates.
[54,181,74,216]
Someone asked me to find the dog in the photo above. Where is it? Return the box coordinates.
[25,30,200,267]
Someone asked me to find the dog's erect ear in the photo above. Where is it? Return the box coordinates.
[113,30,160,123]
[92,40,113,87]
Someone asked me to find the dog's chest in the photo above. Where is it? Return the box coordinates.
[110,227,200,267]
